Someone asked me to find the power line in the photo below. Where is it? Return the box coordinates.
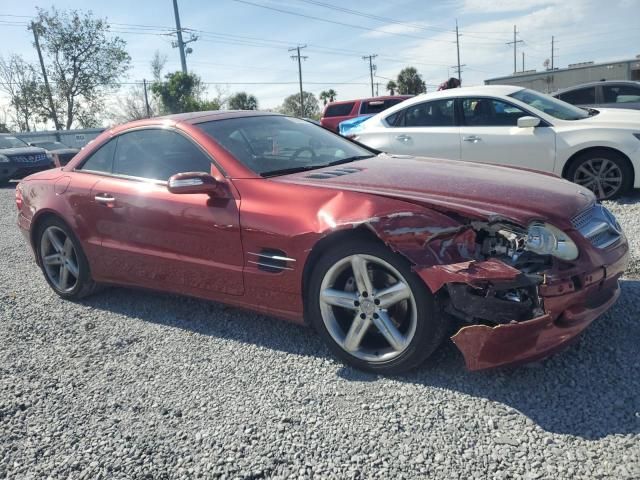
[230,0,456,44]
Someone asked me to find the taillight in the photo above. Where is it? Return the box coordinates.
[15,183,23,210]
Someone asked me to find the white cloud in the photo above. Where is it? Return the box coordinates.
[462,0,558,13]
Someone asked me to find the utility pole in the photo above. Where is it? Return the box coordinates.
[455,19,462,85]
[30,21,61,132]
[551,36,555,70]
[506,25,524,74]
[362,54,378,97]
[143,79,151,117]
[522,52,525,72]
[289,45,308,116]
[172,0,187,73]
[375,82,379,96]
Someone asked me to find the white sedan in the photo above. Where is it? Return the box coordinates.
[351,85,640,199]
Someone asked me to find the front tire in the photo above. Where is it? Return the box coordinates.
[36,217,97,300]
[567,150,632,200]
[307,238,449,374]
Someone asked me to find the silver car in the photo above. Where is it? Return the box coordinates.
[553,80,640,110]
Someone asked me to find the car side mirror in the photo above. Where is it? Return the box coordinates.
[517,116,541,128]
[167,172,221,196]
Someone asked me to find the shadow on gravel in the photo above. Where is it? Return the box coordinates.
[394,278,640,440]
[81,277,639,441]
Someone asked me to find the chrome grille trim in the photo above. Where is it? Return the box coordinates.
[571,204,622,249]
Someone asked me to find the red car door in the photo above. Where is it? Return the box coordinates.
[80,128,244,297]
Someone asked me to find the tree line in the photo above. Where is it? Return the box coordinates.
[0,7,429,132]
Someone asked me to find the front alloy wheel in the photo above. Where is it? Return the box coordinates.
[308,238,448,374]
[319,254,417,362]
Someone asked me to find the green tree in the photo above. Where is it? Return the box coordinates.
[152,71,221,114]
[228,92,258,110]
[386,80,397,95]
[280,91,320,118]
[31,7,131,129]
[396,67,426,95]
[319,89,337,105]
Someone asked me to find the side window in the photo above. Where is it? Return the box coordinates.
[324,103,355,117]
[112,129,212,181]
[398,99,455,127]
[462,98,529,126]
[79,139,116,173]
[557,87,596,105]
[360,100,386,114]
[603,85,640,104]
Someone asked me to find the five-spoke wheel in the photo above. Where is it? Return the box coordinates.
[40,225,80,293]
[308,238,448,373]
[36,217,96,299]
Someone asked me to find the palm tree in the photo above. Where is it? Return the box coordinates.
[319,89,337,105]
[386,80,397,95]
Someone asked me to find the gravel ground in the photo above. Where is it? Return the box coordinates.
[1,184,639,480]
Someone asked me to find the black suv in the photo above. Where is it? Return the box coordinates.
[0,134,52,186]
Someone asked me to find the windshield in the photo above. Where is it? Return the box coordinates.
[0,136,28,149]
[197,115,375,176]
[509,89,589,121]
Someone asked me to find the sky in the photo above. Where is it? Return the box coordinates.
[1,0,639,124]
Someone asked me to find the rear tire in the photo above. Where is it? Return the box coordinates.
[566,150,632,200]
[307,238,449,374]
[35,216,98,300]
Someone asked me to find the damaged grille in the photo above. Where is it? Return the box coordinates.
[571,204,622,249]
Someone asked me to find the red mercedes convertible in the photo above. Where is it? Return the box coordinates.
[16,111,629,373]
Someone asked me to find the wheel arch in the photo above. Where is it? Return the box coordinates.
[561,146,635,184]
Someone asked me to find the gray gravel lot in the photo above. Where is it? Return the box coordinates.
[1,184,639,479]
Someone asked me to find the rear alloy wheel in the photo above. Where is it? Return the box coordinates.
[568,151,632,200]
[308,239,448,374]
[37,218,97,299]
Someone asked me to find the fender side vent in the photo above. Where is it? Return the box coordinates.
[248,249,295,273]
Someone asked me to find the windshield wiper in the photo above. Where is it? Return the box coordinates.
[261,165,323,177]
[261,155,375,177]
[324,155,375,167]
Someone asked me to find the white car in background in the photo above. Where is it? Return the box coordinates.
[351,85,640,199]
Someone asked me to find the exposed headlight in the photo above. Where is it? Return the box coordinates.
[0,154,9,163]
[526,223,578,261]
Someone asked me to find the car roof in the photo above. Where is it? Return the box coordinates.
[376,85,524,111]
[326,95,412,106]
[160,109,282,124]
[553,80,640,95]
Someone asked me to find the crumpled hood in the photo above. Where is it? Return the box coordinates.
[279,154,594,228]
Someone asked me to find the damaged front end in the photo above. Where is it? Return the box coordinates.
[366,210,627,371]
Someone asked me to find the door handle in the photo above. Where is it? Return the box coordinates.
[395,134,411,142]
[94,194,115,203]
[463,135,482,143]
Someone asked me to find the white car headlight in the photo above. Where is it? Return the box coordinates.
[526,223,578,261]
[0,154,9,163]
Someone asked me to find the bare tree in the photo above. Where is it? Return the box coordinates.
[0,55,42,131]
[151,50,167,83]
